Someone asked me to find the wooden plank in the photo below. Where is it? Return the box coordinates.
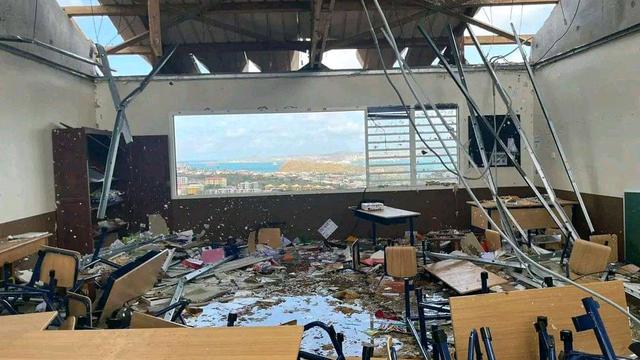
[0,234,49,265]
[0,311,58,332]
[590,234,619,263]
[130,312,187,328]
[385,246,417,278]
[485,229,501,251]
[148,0,163,58]
[0,326,303,359]
[257,228,281,249]
[424,259,508,294]
[99,250,169,325]
[569,239,611,275]
[450,281,631,360]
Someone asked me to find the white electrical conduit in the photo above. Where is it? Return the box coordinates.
[465,25,580,243]
[370,0,640,327]
[378,25,542,281]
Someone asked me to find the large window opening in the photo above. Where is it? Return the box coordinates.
[173,111,367,197]
[366,106,459,188]
[172,106,459,198]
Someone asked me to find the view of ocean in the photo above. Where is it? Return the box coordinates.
[182,161,283,173]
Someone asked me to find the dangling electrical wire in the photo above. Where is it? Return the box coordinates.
[370,0,640,327]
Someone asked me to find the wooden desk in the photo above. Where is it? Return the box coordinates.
[0,326,304,359]
[0,311,58,332]
[467,199,577,231]
[0,234,50,265]
[350,206,421,246]
[0,233,50,284]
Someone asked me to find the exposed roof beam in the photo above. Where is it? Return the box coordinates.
[107,34,533,54]
[308,0,336,69]
[449,0,558,6]
[62,1,427,17]
[107,3,224,54]
[148,0,162,57]
[422,3,532,45]
[329,9,431,50]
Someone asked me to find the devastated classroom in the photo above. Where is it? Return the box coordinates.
[1,0,639,358]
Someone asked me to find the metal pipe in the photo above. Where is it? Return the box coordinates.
[445,24,518,242]
[511,23,594,233]
[371,0,640,328]
[425,251,524,269]
[95,44,178,218]
[465,24,580,242]
[0,34,102,68]
[417,25,568,241]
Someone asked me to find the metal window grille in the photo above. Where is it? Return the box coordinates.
[366,105,458,188]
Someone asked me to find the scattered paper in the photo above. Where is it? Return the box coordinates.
[318,219,338,239]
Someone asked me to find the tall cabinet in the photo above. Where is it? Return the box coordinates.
[52,127,130,254]
[52,127,171,254]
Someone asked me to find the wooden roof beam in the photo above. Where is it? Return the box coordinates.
[62,1,427,17]
[308,0,336,69]
[107,34,533,54]
[148,0,162,58]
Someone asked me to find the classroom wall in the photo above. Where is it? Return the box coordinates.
[532,11,640,249]
[93,68,537,239]
[95,67,535,187]
[0,51,96,231]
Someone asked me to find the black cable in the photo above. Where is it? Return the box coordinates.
[534,0,582,63]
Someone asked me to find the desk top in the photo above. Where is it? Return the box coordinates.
[0,311,58,332]
[351,206,421,219]
[467,197,578,209]
[0,233,50,264]
[0,326,304,359]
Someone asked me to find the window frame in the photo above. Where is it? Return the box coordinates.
[365,104,460,189]
[169,106,460,200]
[169,108,367,200]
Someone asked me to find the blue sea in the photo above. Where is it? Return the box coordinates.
[182,161,283,173]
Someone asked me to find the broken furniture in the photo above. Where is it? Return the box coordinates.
[0,245,80,318]
[0,233,50,287]
[449,281,632,360]
[568,240,612,276]
[385,246,418,322]
[589,234,619,264]
[0,311,58,331]
[93,250,168,326]
[298,321,346,360]
[0,326,304,359]
[52,126,171,254]
[466,328,498,360]
[424,259,508,295]
[537,297,619,360]
[468,198,577,232]
[349,205,421,247]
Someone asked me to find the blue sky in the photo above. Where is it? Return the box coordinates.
[174,112,366,162]
[57,0,554,75]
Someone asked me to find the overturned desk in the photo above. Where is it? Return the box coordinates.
[350,206,421,246]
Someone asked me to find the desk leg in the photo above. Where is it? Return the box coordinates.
[2,263,11,290]
[409,218,415,246]
[371,222,377,248]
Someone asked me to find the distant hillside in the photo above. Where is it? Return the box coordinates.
[279,159,363,174]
